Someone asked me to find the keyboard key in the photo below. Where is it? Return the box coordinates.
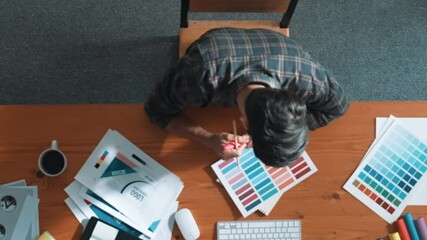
[291,233,300,237]
[249,222,275,228]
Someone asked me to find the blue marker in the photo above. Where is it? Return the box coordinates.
[403,212,420,240]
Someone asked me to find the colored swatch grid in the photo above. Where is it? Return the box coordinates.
[344,120,427,223]
[212,149,317,217]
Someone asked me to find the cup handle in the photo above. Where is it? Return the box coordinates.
[51,140,58,150]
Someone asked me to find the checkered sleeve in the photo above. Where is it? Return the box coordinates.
[305,68,349,130]
[144,52,211,128]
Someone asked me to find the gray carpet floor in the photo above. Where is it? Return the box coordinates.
[1,0,426,104]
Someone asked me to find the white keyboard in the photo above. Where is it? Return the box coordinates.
[217,219,301,240]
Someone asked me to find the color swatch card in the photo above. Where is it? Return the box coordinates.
[212,149,317,217]
[344,116,427,223]
[376,117,427,206]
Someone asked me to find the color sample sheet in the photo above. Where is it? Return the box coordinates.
[376,117,427,205]
[344,116,427,223]
[212,149,317,217]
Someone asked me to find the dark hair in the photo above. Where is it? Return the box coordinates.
[245,88,308,167]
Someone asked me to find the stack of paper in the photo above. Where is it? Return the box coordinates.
[212,149,317,217]
[65,129,183,240]
[344,115,427,223]
[0,179,39,240]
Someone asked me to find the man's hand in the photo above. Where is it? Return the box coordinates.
[164,113,252,160]
[206,132,251,160]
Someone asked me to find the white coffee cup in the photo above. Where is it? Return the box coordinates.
[38,140,67,177]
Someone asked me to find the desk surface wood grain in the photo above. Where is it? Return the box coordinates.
[1,102,427,239]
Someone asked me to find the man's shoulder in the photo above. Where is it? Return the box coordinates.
[187,27,302,62]
[201,27,287,36]
[196,28,292,44]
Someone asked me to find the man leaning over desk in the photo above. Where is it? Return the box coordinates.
[145,28,349,167]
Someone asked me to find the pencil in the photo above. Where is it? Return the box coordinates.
[233,120,238,148]
[232,120,240,168]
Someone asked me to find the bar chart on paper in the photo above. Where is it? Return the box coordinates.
[344,117,427,223]
[212,149,317,217]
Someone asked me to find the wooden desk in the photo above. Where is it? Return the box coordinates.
[1,102,427,239]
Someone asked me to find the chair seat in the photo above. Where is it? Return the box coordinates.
[179,20,289,57]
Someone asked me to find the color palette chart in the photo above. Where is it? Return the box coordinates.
[344,116,427,223]
[212,149,317,217]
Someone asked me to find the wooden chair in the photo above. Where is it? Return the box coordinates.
[179,0,299,57]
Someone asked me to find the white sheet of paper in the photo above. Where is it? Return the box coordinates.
[0,185,39,240]
[74,129,183,235]
[65,180,177,240]
[64,198,88,227]
[3,180,38,240]
[65,181,148,238]
[65,184,150,239]
[344,116,427,223]
[258,192,282,216]
[376,117,427,205]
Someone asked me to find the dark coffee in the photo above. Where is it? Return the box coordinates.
[40,150,65,175]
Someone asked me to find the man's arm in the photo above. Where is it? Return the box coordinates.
[305,69,349,130]
[165,113,213,148]
[144,51,249,159]
[165,113,249,160]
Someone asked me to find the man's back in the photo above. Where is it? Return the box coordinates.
[146,27,348,131]
[187,28,309,61]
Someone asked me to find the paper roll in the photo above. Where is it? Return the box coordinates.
[403,213,420,240]
[395,218,411,240]
[414,217,427,240]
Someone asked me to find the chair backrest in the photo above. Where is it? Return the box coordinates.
[180,0,298,28]
[189,0,291,12]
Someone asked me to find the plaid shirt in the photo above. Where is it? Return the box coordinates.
[145,28,349,130]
